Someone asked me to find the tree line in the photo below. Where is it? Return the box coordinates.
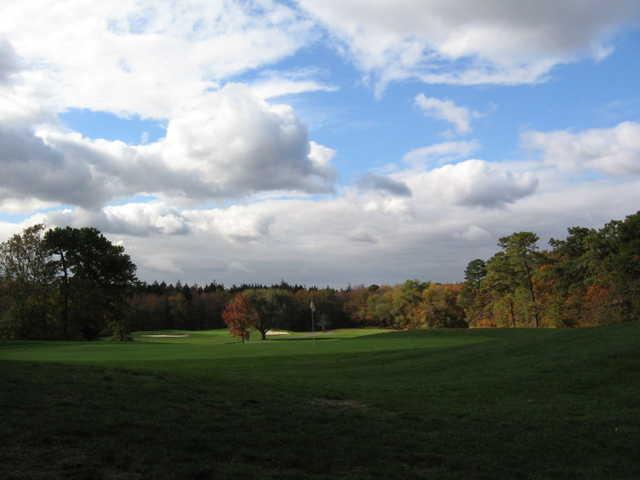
[1,211,638,340]
[459,211,640,327]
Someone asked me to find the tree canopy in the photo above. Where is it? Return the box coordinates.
[0,225,137,340]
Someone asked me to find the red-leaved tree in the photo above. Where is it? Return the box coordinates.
[222,293,257,343]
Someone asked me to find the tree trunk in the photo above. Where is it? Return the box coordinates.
[509,298,516,328]
[522,260,540,328]
[58,249,70,337]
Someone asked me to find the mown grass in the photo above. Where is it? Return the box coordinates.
[1,324,639,479]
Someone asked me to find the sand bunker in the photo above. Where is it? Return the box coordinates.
[266,330,290,335]
[143,334,190,338]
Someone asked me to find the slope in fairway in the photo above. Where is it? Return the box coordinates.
[1,325,639,479]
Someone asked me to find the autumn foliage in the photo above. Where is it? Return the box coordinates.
[222,293,257,343]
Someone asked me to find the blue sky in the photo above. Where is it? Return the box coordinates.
[1,1,640,285]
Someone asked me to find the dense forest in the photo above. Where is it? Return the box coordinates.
[1,211,638,340]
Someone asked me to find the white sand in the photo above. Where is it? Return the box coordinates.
[266,330,290,335]
[143,334,190,338]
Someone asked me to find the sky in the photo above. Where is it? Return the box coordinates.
[1,0,640,286]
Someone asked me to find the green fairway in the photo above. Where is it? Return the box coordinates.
[1,325,639,479]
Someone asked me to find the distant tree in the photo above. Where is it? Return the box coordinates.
[421,284,467,328]
[342,286,371,325]
[222,293,257,343]
[484,252,518,327]
[590,213,640,321]
[390,280,428,328]
[458,259,488,326]
[540,227,594,327]
[464,259,487,288]
[167,292,188,329]
[368,287,395,326]
[497,232,543,327]
[244,289,293,340]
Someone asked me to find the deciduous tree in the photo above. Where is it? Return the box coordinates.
[222,293,257,343]
[44,227,137,340]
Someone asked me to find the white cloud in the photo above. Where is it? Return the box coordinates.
[0,0,316,118]
[0,38,19,84]
[357,173,412,197]
[0,85,336,208]
[249,69,338,99]
[4,140,637,286]
[523,121,640,175]
[297,0,638,92]
[403,140,480,166]
[402,159,538,208]
[0,5,337,209]
[415,94,479,134]
[47,204,190,237]
[189,204,275,243]
[22,172,638,286]
[161,84,336,198]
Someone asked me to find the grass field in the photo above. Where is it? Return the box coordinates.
[1,324,639,479]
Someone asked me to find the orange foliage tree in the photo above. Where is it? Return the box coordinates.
[222,293,257,343]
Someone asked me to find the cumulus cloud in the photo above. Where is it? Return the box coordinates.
[523,121,640,175]
[357,173,412,197]
[0,85,336,208]
[403,160,538,208]
[162,84,336,197]
[297,0,638,91]
[415,94,478,134]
